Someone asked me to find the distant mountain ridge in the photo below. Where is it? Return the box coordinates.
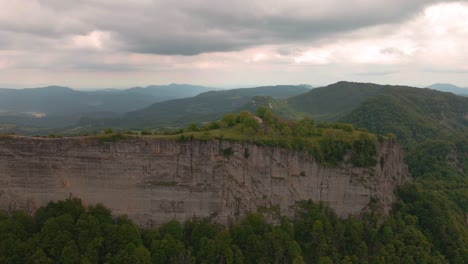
[426,83,468,96]
[79,85,312,129]
[0,84,214,114]
[0,84,215,128]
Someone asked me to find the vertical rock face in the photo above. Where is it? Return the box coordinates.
[0,137,410,227]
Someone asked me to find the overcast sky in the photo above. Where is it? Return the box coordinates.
[1,0,468,89]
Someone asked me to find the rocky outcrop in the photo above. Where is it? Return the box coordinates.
[0,137,410,227]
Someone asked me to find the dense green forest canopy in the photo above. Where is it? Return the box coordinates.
[1,187,466,264]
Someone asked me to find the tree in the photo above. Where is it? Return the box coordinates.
[60,241,80,264]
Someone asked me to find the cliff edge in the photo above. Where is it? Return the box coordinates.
[0,137,410,226]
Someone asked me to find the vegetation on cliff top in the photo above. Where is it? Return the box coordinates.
[91,107,381,167]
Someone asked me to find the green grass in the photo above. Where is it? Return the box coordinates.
[94,133,132,143]
[0,133,15,140]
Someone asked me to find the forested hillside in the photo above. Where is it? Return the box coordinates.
[339,84,468,210]
[342,85,468,145]
[284,82,384,121]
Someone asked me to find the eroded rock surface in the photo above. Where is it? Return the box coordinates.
[0,137,410,226]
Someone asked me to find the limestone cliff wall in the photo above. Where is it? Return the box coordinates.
[0,137,410,226]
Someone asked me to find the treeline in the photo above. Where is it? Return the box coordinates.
[1,186,466,264]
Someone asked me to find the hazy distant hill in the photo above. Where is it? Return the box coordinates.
[125,84,216,99]
[0,84,214,128]
[427,83,468,96]
[80,85,311,128]
[0,84,213,114]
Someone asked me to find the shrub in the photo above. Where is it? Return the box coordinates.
[98,133,129,143]
[186,123,199,132]
[244,148,250,158]
[176,134,194,142]
[47,134,63,138]
[141,129,153,135]
[221,147,234,157]
[103,128,114,134]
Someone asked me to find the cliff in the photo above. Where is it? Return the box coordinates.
[0,136,410,227]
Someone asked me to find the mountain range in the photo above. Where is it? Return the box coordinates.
[79,85,312,129]
[0,84,214,128]
[1,81,467,139]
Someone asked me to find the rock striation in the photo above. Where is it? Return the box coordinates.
[0,137,410,227]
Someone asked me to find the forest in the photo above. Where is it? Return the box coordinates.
[1,182,466,264]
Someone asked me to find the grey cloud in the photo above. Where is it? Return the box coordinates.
[380,47,406,56]
[277,47,303,56]
[0,0,452,56]
[116,0,449,55]
[0,30,59,50]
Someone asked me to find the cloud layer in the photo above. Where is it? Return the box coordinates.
[0,0,467,88]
